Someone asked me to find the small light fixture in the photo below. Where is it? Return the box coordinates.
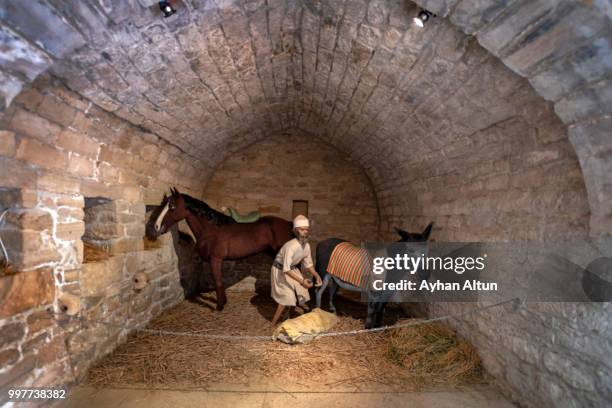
[413,9,435,28]
[159,0,176,18]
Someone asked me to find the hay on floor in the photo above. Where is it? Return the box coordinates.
[85,291,485,391]
[83,242,110,263]
[386,322,483,387]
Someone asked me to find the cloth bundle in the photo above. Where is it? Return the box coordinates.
[274,308,338,344]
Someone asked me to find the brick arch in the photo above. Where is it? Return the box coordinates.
[0,0,609,236]
[203,129,381,243]
[409,0,612,235]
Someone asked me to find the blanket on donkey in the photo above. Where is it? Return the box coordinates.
[327,242,373,289]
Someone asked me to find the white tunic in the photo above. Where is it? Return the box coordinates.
[271,238,314,306]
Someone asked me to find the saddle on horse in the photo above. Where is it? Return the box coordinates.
[221,206,261,223]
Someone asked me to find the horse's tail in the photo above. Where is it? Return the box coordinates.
[315,238,346,278]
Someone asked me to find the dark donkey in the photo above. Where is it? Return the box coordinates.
[146,188,293,310]
[315,223,433,328]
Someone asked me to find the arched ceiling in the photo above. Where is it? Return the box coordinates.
[0,0,610,234]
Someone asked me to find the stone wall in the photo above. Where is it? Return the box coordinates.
[204,131,380,244]
[0,0,609,231]
[0,0,294,166]
[364,53,610,405]
[375,86,590,242]
[352,23,610,408]
[411,0,612,236]
[427,298,612,407]
[355,2,610,406]
[0,75,206,400]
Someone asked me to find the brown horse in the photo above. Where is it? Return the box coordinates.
[145,187,293,310]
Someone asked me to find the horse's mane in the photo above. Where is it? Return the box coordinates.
[181,194,235,225]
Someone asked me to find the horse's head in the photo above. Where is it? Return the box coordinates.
[394,222,433,242]
[145,187,188,240]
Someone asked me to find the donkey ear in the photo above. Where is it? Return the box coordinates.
[422,222,433,240]
[394,227,410,239]
[170,187,177,196]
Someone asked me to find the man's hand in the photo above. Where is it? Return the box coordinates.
[302,278,313,289]
[306,266,323,287]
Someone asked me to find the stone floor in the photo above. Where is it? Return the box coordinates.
[60,383,516,408]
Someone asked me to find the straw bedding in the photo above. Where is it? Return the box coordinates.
[386,322,484,387]
[85,290,485,390]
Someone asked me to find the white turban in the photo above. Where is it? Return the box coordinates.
[293,214,310,228]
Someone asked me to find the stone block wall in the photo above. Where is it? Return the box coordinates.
[411,0,612,236]
[365,46,608,408]
[376,95,590,243]
[0,74,206,400]
[367,46,609,408]
[356,2,610,406]
[427,297,612,407]
[204,130,380,244]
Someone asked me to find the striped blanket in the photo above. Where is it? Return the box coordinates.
[327,242,373,289]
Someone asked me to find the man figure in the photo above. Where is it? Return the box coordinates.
[270,214,322,326]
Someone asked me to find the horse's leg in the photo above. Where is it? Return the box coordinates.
[373,287,395,327]
[328,277,339,314]
[366,290,384,329]
[316,274,330,309]
[365,300,377,329]
[374,302,387,328]
[210,257,227,311]
[379,283,399,326]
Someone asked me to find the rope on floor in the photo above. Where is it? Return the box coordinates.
[52,297,520,342]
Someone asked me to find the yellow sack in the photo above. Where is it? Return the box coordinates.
[274,308,338,344]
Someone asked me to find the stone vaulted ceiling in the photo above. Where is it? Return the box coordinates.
[0,0,611,234]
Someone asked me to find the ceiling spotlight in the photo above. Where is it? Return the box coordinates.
[414,9,435,28]
[159,0,176,18]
